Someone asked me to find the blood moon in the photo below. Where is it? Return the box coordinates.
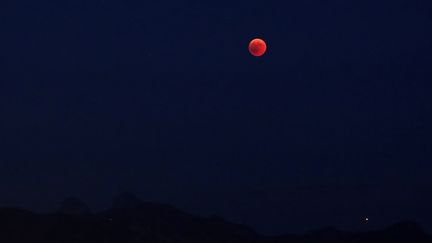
[248,38,267,57]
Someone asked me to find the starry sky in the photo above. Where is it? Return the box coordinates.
[1,0,432,234]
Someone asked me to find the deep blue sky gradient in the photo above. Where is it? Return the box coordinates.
[1,0,432,234]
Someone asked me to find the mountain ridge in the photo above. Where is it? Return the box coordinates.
[0,195,431,243]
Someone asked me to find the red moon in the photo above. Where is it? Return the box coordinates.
[249,38,267,57]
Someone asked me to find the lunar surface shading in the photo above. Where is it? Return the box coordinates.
[249,38,267,57]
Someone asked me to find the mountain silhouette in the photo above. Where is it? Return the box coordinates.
[58,197,92,216]
[0,195,430,243]
[111,192,145,210]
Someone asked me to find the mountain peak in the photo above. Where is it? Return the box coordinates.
[58,197,91,216]
[112,192,143,209]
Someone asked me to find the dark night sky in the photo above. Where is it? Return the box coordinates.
[1,0,432,234]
